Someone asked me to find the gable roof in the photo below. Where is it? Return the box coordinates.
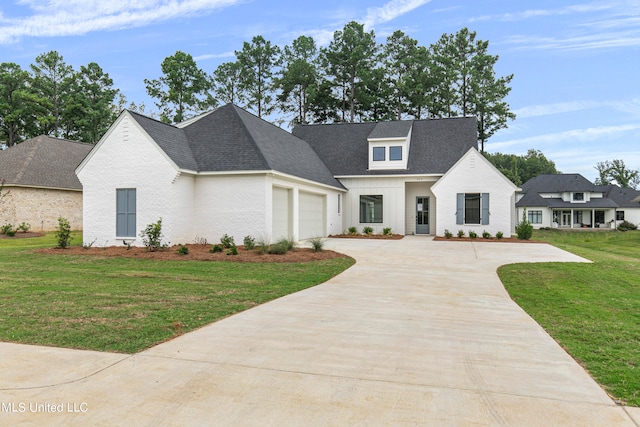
[128,104,343,189]
[292,116,477,176]
[516,173,640,208]
[0,135,93,190]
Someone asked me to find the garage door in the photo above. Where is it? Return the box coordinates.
[272,187,291,240]
[299,191,325,240]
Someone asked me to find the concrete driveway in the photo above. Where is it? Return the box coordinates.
[1,237,638,426]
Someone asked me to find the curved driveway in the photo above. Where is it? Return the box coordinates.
[1,237,638,426]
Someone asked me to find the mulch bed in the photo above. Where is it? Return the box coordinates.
[0,232,45,239]
[35,243,351,263]
[433,236,542,243]
[328,234,404,240]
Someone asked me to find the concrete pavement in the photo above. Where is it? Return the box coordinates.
[1,236,637,426]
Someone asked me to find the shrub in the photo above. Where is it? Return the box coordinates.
[210,244,223,253]
[226,243,238,256]
[17,222,31,233]
[220,234,235,248]
[482,230,491,239]
[617,220,638,231]
[140,218,165,251]
[55,217,72,249]
[193,235,208,245]
[243,235,256,250]
[277,237,296,251]
[255,237,271,255]
[363,226,373,235]
[267,240,289,255]
[516,209,533,240]
[309,237,325,252]
[348,226,358,235]
[382,227,392,236]
[444,229,453,239]
[1,224,13,235]
[457,229,465,238]
[496,231,504,240]
[468,230,478,239]
[177,244,189,255]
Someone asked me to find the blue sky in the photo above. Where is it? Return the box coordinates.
[1,0,639,181]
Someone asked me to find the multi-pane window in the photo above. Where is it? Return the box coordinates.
[359,195,383,223]
[456,193,489,225]
[389,146,402,161]
[573,192,584,201]
[528,210,542,224]
[464,193,481,224]
[116,188,136,237]
[372,147,385,161]
[616,211,625,221]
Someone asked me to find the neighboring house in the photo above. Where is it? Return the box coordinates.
[0,135,92,231]
[76,104,518,246]
[516,173,640,229]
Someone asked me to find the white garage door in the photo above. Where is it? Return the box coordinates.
[272,187,291,240]
[299,191,325,240]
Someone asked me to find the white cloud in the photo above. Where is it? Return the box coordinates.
[469,2,614,23]
[0,0,241,44]
[193,51,235,61]
[362,0,432,28]
[514,101,600,118]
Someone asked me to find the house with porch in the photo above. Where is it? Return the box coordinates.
[516,173,640,229]
[76,104,518,246]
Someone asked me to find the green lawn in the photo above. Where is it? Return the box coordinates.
[498,229,640,406]
[0,233,354,353]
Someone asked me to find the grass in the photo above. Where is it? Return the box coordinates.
[498,229,640,406]
[0,232,354,354]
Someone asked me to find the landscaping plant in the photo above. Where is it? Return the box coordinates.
[140,218,165,251]
[55,217,72,248]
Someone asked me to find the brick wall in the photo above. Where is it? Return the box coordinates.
[0,187,83,232]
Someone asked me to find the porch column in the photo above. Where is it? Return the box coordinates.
[592,209,595,228]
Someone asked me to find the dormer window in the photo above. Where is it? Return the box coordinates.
[389,146,402,161]
[367,122,412,170]
[573,192,584,201]
[373,147,385,161]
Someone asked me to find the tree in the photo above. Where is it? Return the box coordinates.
[320,21,378,122]
[0,63,33,146]
[484,149,559,186]
[276,35,319,125]
[236,36,280,118]
[145,51,215,123]
[212,61,244,106]
[29,51,73,137]
[594,159,640,189]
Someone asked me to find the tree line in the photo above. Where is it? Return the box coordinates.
[0,22,515,150]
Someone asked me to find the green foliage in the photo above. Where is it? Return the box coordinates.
[595,159,640,189]
[177,244,189,255]
[236,35,280,118]
[220,234,235,248]
[55,217,72,248]
[444,229,453,239]
[1,223,13,234]
[617,220,638,231]
[362,226,374,235]
[268,240,290,255]
[496,231,504,240]
[516,209,533,240]
[243,235,256,250]
[210,244,223,253]
[382,227,392,236]
[309,237,326,252]
[226,243,238,256]
[348,226,358,235]
[484,149,559,186]
[255,237,271,255]
[140,218,165,251]
[482,230,491,239]
[457,229,465,238]
[468,230,478,239]
[17,222,31,233]
[278,237,296,251]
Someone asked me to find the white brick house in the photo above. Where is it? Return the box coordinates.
[76,104,518,246]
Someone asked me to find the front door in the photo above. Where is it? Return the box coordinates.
[562,211,572,228]
[416,196,430,234]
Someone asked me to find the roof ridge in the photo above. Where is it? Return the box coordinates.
[224,104,271,170]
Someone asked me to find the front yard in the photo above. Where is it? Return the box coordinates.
[499,229,640,407]
[0,233,354,353]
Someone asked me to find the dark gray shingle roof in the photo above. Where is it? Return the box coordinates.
[292,116,477,176]
[129,104,343,189]
[0,135,93,190]
[368,121,412,139]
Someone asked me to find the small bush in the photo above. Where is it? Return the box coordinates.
[457,229,465,238]
[277,237,296,251]
[210,244,223,253]
[220,234,235,248]
[348,226,358,235]
[255,237,271,255]
[363,226,373,235]
[193,235,208,245]
[309,237,325,252]
[140,218,165,251]
[1,223,13,234]
[617,220,638,231]
[468,230,478,239]
[243,235,256,250]
[482,230,491,239]
[382,227,392,236]
[444,229,453,239]
[496,231,504,240]
[55,217,72,249]
[226,243,238,256]
[17,222,31,233]
[5,228,16,237]
[516,210,533,240]
[268,240,289,255]
[177,244,189,255]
